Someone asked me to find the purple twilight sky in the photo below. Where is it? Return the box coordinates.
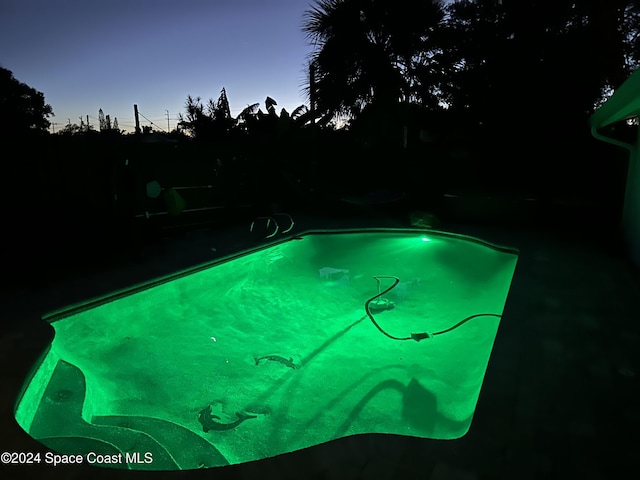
[0,0,317,133]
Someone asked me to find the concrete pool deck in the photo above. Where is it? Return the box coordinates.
[1,212,640,479]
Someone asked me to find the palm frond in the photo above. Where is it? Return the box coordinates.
[237,103,260,122]
[265,96,277,110]
[291,105,309,119]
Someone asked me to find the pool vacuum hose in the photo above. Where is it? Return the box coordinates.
[365,276,502,342]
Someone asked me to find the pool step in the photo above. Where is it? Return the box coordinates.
[93,415,229,469]
[29,359,179,470]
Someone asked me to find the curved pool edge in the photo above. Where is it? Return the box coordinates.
[4,321,56,465]
[42,228,519,324]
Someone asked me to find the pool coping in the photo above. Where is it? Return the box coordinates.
[42,228,519,324]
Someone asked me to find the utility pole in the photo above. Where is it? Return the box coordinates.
[166,110,170,132]
[134,104,141,134]
[86,115,90,132]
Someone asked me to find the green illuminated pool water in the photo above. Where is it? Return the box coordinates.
[15,230,518,470]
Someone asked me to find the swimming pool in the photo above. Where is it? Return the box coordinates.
[14,229,518,470]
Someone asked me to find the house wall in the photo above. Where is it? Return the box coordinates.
[626,128,640,267]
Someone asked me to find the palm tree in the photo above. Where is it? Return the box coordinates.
[302,0,446,121]
[178,89,237,140]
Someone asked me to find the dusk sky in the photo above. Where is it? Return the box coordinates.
[0,0,316,133]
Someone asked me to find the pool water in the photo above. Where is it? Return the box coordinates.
[14,230,518,470]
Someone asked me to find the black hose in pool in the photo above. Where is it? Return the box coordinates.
[364,276,412,341]
[364,276,502,342]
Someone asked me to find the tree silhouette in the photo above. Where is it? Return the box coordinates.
[436,0,634,120]
[624,2,640,69]
[301,0,637,127]
[58,122,83,135]
[180,89,309,141]
[178,89,237,141]
[0,66,53,137]
[98,108,107,131]
[422,0,638,195]
[302,0,446,121]
[97,108,118,134]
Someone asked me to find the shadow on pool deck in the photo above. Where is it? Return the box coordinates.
[1,211,640,479]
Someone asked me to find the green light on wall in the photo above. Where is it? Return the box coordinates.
[14,230,518,470]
